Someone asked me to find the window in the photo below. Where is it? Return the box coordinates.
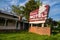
[0,18,5,26]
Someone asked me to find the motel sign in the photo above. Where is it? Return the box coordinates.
[29,5,51,36]
[29,4,49,24]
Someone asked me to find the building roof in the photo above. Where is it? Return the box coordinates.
[0,10,20,21]
[0,10,18,18]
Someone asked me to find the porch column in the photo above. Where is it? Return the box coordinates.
[23,22,24,30]
[16,21,18,29]
[42,23,44,27]
[18,22,21,29]
[4,19,7,27]
[31,24,33,27]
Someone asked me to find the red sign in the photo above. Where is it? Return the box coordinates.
[29,5,49,24]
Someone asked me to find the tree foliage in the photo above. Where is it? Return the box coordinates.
[12,5,24,15]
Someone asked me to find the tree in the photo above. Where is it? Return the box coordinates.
[11,0,42,21]
[46,18,53,27]
[57,21,60,28]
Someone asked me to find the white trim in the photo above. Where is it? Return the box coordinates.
[29,21,45,24]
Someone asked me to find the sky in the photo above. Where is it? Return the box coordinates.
[0,0,60,21]
[0,0,28,11]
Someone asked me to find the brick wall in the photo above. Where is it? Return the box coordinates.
[29,27,51,36]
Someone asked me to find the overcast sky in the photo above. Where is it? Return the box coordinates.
[0,0,60,21]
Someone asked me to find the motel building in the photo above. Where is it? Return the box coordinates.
[0,10,29,31]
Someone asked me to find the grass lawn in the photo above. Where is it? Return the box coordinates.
[0,31,60,40]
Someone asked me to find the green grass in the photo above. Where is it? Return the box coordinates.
[0,31,60,40]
